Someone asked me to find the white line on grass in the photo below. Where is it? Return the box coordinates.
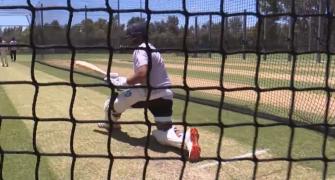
[197,149,269,169]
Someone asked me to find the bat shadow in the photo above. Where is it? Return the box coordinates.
[93,128,186,156]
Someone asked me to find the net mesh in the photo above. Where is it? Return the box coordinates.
[1,0,335,179]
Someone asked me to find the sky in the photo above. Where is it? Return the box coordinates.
[0,0,256,27]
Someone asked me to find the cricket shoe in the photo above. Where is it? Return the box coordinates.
[97,122,121,130]
[186,128,201,162]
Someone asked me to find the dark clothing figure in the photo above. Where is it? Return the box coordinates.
[10,38,17,62]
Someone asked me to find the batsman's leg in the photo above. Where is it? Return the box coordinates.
[98,94,121,130]
[98,89,146,130]
[152,126,201,162]
[149,98,201,161]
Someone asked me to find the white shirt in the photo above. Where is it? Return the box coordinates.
[0,40,8,55]
[10,40,17,51]
[133,43,173,100]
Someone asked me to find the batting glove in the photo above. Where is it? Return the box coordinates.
[103,73,119,81]
[111,76,128,87]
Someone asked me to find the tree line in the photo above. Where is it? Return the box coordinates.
[1,0,335,53]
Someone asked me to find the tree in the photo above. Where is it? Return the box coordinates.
[166,16,179,35]
[224,16,243,50]
[127,17,146,27]
[43,20,66,45]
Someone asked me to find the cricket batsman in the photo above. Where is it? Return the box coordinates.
[98,22,201,161]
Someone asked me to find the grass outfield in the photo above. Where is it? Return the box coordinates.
[0,87,57,179]
[38,53,335,88]
[33,54,334,125]
[0,54,330,178]
[17,53,335,122]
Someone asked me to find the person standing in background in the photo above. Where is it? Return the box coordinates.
[9,37,17,62]
[0,37,9,67]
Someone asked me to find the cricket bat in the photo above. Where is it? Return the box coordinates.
[75,60,118,77]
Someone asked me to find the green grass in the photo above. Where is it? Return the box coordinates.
[19,58,332,125]
[19,61,110,93]
[19,55,332,125]
[172,97,335,174]
[16,54,335,175]
[19,54,333,121]
[19,54,334,124]
[0,86,57,180]
[173,97,335,174]
[174,88,335,125]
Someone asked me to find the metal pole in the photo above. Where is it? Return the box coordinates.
[25,14,31,26]
[223,16,228,53]
[263,10,267,61]
[209,14,212,58]
[41,3,44,28]
[41,3,45,57]
[195,16,198,58]
[117,0,120,26]
[140,0,142,19]
[288,17,292,61]
[308,17,312,51]
[316,0,322,63]
[85,5,88,47]
[85,5,87,21]
[222,0,227,56]
[242,9,247,60]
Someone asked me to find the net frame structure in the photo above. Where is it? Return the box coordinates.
[0,10,31,26]
[0,0,335,179]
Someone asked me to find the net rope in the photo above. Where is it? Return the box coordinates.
[0,0,335,179]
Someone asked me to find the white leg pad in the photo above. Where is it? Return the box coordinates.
[152,127,188,150]
[104,89,146,121]
[113,89,146,113]
[104,98,120,121]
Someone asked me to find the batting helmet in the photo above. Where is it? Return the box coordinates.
[126,22,147,39]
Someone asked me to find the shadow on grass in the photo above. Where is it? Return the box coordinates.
[93,129,186,156]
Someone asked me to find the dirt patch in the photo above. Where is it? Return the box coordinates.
[45,58,334,85]
[163,54,325,71]
[103,59,335,84]
[164,55,331,73]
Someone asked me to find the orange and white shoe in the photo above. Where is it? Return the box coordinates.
[186,128,201,162]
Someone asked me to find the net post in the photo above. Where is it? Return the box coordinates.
[209,14,212,58]
[140,0,143,18]
[41,3,44,28]
[263,9,267,61]
[316,0,323,63]
[288,17,292,61]
[224,14,228,52]
[85,4,88,48]
[117,0,120,26]
[308,16,312,51]
[242,9,247,60]
[40,3,45,59]
[194,16,198,58]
